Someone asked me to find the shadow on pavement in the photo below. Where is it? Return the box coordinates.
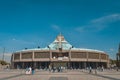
[0,74,23,80]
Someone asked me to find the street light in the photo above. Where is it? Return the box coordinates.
[2,47,5,61]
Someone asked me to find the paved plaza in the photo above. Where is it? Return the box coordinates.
[0,69,120,80]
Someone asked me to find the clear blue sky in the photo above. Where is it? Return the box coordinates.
[0,0,120,60]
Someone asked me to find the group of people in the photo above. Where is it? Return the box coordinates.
[25,67,35,75]
[88,66,104,74]
[49,65,63,72]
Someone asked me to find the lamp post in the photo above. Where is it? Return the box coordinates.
[2,47,5,61]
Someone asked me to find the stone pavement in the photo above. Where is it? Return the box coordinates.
[0,69,120,80]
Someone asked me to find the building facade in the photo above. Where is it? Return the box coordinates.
[11,34,109,69]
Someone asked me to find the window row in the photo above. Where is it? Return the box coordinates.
[13,52,107,60]
[34,52,50,58]
[71,53,87,58]
[88,53,99,59]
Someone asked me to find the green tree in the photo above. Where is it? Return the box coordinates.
[0,60,8,65]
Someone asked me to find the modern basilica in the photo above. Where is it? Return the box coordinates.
[11,34,109,69]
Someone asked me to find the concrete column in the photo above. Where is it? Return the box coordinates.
[73,62,75,69]
[69,49,71,61]
[84,62,86,69]
[20,52,21,61]
[107,55,110,68]
[32,51,34,61]
[87,52,88,61]
[11,54,14,69]
[86,52,88,69]
[45,62,47,68]
[96,62,98,68]
[99,53,101,62]
[50,50,52,60]
[79,62,80,69]
[32,51,34,68]
[22,62,24,69]
[34,62,36,68]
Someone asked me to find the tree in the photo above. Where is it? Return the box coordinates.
[0,60,8,65]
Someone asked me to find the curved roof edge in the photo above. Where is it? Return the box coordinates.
[71,48,105,53]
[14,47,105,53]
[13,34,106,54]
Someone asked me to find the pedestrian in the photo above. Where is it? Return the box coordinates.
[29,67,32,74]
[116,67,119,71]
[49,65,51,72]
[89,66,92,74]
[101,66,104,72]
[32,67,35,75]
[25,67,31,75]
[95,69,97,74]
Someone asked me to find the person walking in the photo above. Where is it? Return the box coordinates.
[89,66,92,74]
[32,67,35,75]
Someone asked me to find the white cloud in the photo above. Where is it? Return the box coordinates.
[12,38,16,41]
[91,14,120,24]
[76,14,120,32]
[11,38,35,45]
[51,24,61,32]
[0,38,37,53]
[110,48,114,51]
[75,26,87,32]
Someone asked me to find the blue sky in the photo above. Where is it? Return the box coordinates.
[0,0,120,61]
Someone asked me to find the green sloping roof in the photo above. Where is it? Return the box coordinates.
[46,34,73,50]
[48,41,73,50]
[15,34,105,53]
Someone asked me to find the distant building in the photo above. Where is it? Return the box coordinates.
[116,44,120,68]
[11,34,109,69]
